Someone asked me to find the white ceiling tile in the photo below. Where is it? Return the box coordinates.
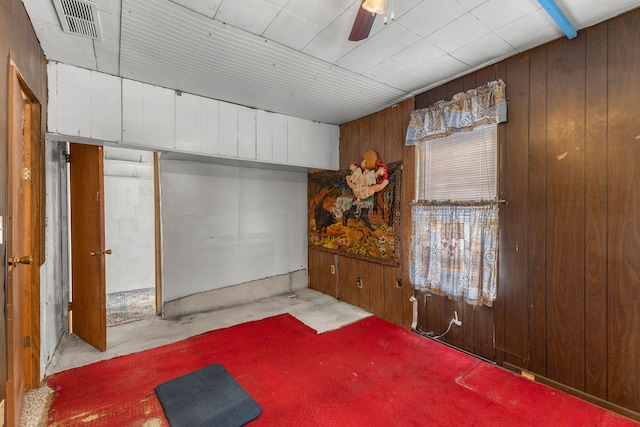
[390,38,446,67]
[558,0,640,28]
[414,54,470,85]
[396,0,468,37]
[387,54,469,94]
[471,0,540,31]
[97,8,121,42]
[301,8,360,63]
[285,0,355,28]
[96,0,122,15]
[363,59,412,84]
[427,13,491,53]
[455,0,490,11]
[170,0,223,19]
[214,0,281,35]
[450,32,518,67]
[495,9,564,52]
[337,22,421,74]
[21,0,57,22]
[384,70,430,92]
[95,46,120,75]
[264,0,289,7]
[31,20,98,69]
[263,10,323,50]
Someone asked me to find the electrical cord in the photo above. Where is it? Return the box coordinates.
[415,311,461,340]
[431,318,456,340]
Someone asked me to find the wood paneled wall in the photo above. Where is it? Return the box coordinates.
[310,7,640,420]
[309,98,415,329]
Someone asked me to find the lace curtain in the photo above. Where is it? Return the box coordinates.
[409,201,499,306]
[406,79,507,146]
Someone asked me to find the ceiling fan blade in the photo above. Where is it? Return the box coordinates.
[349,1,376,41]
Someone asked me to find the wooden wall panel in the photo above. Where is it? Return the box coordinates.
[545,34,587,390]
[502,55,531,367]
[308,250,337,297]
[313,7,640,420]
[369,263,386,318]
[399,99,416,329]
[528,46,549,375]
[606,10,640,413]
[454,73,479,353]
[583,23,608,400]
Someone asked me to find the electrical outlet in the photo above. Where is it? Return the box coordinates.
[330,265,335,274]
[356,277,362,288]
[453,311,462,326]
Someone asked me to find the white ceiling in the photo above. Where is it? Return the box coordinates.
[22,0,640,125]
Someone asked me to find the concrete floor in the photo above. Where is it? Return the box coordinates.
[45,287,371,376]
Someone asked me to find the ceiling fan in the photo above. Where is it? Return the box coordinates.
[348,0,388,41]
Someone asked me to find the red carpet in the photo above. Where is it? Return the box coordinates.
[46,314,638,426]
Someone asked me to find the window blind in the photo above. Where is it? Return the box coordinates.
[416,124,497,201]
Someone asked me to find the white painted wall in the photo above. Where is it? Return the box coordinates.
[160,159,308,302]
[47,62,340,171]
[104,147,155,294]
[41,140,70,374]
[40,62,324,379]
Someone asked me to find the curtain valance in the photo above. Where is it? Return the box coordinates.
[405,79,507,146]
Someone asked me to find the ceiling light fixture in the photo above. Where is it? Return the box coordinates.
[362,0,387,15]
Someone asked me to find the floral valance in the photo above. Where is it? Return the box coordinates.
[405,79,507,146]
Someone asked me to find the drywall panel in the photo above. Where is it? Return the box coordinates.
[160,159,308,301]
[122,79,145,143]
[48,63,339,169]
[256,110,273,161]
[56,63,91,137]
[41,140,70,376]
[104,166,155,294]
[237,107,256,160]
[143,84,175,149]
[218,102,238,157]
[200,97,219,155]
[175,92,201,153]
[90,71,121,141]
[272,113,288,163]
[287,116,302,165]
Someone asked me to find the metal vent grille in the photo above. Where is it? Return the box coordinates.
[52,0,102,39]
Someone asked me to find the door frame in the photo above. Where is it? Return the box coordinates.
[6,61,44,424]
[67,144,163,347]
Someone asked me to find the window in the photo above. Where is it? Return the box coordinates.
[410,124,499,307]
[416,124,497,201]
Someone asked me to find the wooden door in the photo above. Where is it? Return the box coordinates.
[6,65,30,427]
[69,143,107,351]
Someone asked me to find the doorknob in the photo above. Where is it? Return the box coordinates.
[90,249,113,256]
[8,255,33,267]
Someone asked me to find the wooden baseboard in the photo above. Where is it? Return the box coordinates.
[502,362,640,423]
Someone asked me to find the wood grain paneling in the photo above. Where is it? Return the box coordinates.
[309,8,640,418]
[502,55,530,367]
[545,34,587,390]
[528,46,549,375]
[583,23,608,400]
[308,249,337,297]
[606,10,640,413]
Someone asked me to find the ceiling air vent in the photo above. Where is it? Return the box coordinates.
[52,0,102,40]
